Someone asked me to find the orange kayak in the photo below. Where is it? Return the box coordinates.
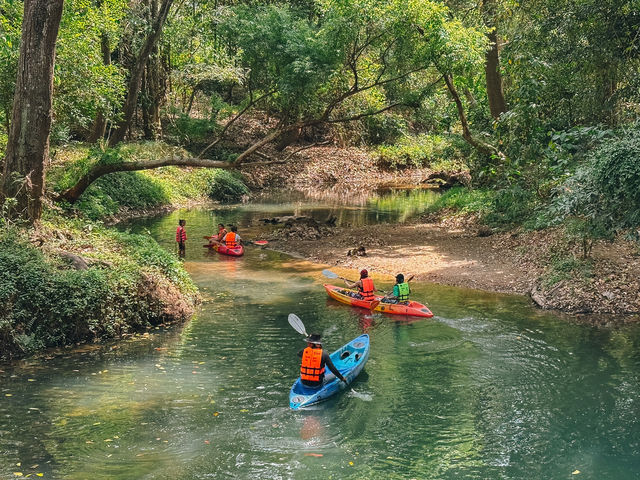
[323,284,433,317]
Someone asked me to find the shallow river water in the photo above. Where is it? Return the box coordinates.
[2,195,640,479]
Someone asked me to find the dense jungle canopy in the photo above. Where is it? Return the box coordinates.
[0,0,639,245]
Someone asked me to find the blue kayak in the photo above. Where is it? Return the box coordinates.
[289,334,369,410]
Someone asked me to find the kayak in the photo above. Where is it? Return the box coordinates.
[209,243,244,256]
[323,284,433,318]
[289,334,369,410]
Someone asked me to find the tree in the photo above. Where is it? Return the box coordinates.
[1,0,64,223]
[482,0,507,119]
[108,0,173,146]
[59,0,490,203]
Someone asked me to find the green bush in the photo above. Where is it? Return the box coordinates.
[590,129,640,228]
[168,113,220,146]
[376,134,468,170]
[426,187,495,215]
[0,222,197,361]
[362,113,408,145]
[207,170,249,203]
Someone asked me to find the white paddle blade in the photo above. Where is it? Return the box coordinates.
[321,269,338,279]
[288,313,308,336]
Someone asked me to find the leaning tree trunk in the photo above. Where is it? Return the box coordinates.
[443,74,498,158]
[1,0,64,223]
[108,0,173,146]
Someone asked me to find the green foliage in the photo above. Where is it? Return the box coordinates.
[545,129,640,256]
[426,187,495,215]
[53,0,127,138]
[207,170,249,203]
[0,219,196,360]
[362,113,408,145]
[0,0,21,133]
[590,129,640,228]
[166,113,220,147]
[376,134,469,170]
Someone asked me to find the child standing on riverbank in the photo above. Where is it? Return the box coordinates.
[176,219,187,257]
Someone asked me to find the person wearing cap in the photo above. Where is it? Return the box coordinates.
[344,269,376,301]
[297,333,347,388]
[384,273,411,304]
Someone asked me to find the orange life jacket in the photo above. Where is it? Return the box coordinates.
[225,232,237,247]
[300,346,325,382]
[359,277,375,301]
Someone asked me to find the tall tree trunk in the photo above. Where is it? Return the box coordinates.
[87,31,112,143]
[485,29,507,119]
[483,0,507,119]
[1,0,64,223]
[108,0,173,146]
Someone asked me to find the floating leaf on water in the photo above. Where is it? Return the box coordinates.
[213,412,220,416]
[37,475,44,477]
[104,439,113,442]
[5,394,13,397]
[27,379,35,382]
[30,465,38,469]
[304,453,323,457]
[86,441,94,444]
[349,461,354,466]
[240,409,249,413]
[93,422,101,426]
[16,463,21,467]
[572,470,580,475]
[13,473,23,477]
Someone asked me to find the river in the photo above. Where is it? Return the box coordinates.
[2,191,640,479]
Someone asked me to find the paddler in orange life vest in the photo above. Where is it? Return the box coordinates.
[298,333,347,388]
[209,223,227,246]
[344,269,376,301]
[221,225,242,247]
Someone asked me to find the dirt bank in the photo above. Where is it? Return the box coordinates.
[266,214,640,322]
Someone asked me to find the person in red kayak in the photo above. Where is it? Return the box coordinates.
[344,269,376,301]
[298,333,347,388]
[176,219,187,257]
[221,225,242,247]
[209,223,227,246]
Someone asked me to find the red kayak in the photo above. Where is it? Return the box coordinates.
[208,243,244,257]
[324,284,433,317]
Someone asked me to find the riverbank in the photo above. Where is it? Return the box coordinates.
[0,215,199,362]
[267,213,640,323]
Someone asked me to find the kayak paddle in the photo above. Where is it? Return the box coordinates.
[321,269,355,283]
[288,313,308,337]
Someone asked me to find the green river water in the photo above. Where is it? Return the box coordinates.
[2,191,640,479]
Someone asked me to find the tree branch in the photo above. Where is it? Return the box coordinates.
[198,89,275,158]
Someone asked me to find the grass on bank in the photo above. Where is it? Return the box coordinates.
[0,214,198,361]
